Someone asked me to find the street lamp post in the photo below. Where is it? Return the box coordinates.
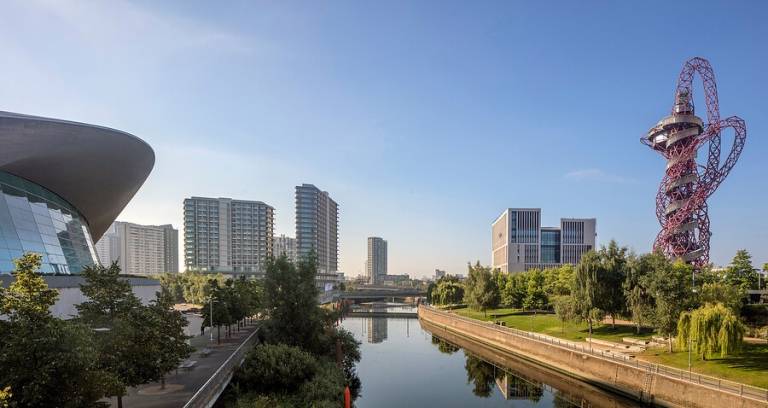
[208,295,217,342]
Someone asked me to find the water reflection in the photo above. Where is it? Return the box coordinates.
[431,335,610,408]
[465,354,497,397]
[431,335,459,354]
[342,311,640,407]
[367,317,387,343]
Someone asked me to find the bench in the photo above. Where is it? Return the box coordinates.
[199,348,213,358]
[178,360,197,371]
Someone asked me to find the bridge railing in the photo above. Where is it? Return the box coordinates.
[422,305,768,402]
[182,326,260,408]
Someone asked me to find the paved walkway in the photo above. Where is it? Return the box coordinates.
[108,322,259,408]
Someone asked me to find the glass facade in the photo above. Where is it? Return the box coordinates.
[540,229,561,264]
[0,171,98,274]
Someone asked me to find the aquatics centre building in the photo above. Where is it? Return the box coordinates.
[0,111,154,275]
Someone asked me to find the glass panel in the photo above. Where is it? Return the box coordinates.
[0,171,98,275]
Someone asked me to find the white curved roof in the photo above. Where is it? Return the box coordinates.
[0,111,155,241]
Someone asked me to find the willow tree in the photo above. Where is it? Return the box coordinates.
[676,303,745,359]
[573,251,605,343]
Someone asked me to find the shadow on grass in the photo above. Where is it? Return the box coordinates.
[713,344,768,373]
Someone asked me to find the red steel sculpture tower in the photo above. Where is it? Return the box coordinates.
[642,57,746,268]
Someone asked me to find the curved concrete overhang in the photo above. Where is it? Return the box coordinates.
[0,111,154,241]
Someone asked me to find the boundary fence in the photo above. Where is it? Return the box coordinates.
[182,326,261,408]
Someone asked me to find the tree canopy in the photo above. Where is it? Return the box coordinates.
[464,262,500,314]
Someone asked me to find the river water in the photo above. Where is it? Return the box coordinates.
[341,307,641,407]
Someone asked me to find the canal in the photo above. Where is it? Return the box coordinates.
[341,307,642,407]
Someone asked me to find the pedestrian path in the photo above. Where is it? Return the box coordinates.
[109,322,259,408]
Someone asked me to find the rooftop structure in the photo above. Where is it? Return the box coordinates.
[0,111,154,274]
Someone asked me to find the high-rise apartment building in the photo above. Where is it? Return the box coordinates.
[273,234,297,263]
[183,197,274,275]
[492,208,595,273]
[295,184,339,288]
[94,221,178,275]
[95,222,121,266]
[366,237,387,284]
[162,225,179,273]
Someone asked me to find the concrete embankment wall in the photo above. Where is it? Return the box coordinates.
[419,305,767,408]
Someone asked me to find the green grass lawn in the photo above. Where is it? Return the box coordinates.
[453,307,654,343]
[640,343,768,389]
[450,306,768,389]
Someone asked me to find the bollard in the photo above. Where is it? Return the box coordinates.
[344,386,351,408]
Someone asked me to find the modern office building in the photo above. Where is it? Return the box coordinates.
[434,269,446,280]
[0,111,154,275]
[183,197,274,275]
[95,221,178,275]
[492,208,596,273]
[273,234,297,263]
[366,236,387,284]
[295,184,339,289]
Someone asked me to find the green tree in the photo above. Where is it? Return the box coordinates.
[624,253,655,334]
[523,269,548,310]
[699,282,745,315]
[725,250,758,293]
[600,240,629,328]
[0,387,9,408]
[552,295,576,333]
[643,254,696,352]
[77,261,140,325]
[544,265,574,297]
[159,273,186,303]
[76,262,171,408]
[0,253,57,320]
[677,303,745,359]
[464,262,500,315]
[148,288,194,388]
[502,272,527,308]
[263,253,323,352]
[201,279,232,343]
[0,253,114,407]
[573,251,605,344]
[432,277,464,306]
[493,269,508,297]
[234,343,319,394]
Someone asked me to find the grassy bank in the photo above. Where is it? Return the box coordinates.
[640,343,768,388]
[449,306,768,389]
[452,307,654,343]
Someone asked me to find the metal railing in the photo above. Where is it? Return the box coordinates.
[183,325,261,408]
[421,306,768,402]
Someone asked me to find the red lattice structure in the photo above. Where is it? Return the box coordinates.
[642,57,746,268]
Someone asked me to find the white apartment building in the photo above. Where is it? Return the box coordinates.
[183,197,274,275]
[492,208,596,273]
[273,234,297,263]
[95,221,178,275]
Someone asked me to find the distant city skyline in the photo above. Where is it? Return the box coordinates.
[1,1,765,278]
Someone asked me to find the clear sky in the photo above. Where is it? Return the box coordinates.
[1,1,766,278]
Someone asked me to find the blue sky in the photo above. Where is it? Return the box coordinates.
[1,1,765,278]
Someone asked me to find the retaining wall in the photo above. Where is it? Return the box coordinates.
[419,305,767,408]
